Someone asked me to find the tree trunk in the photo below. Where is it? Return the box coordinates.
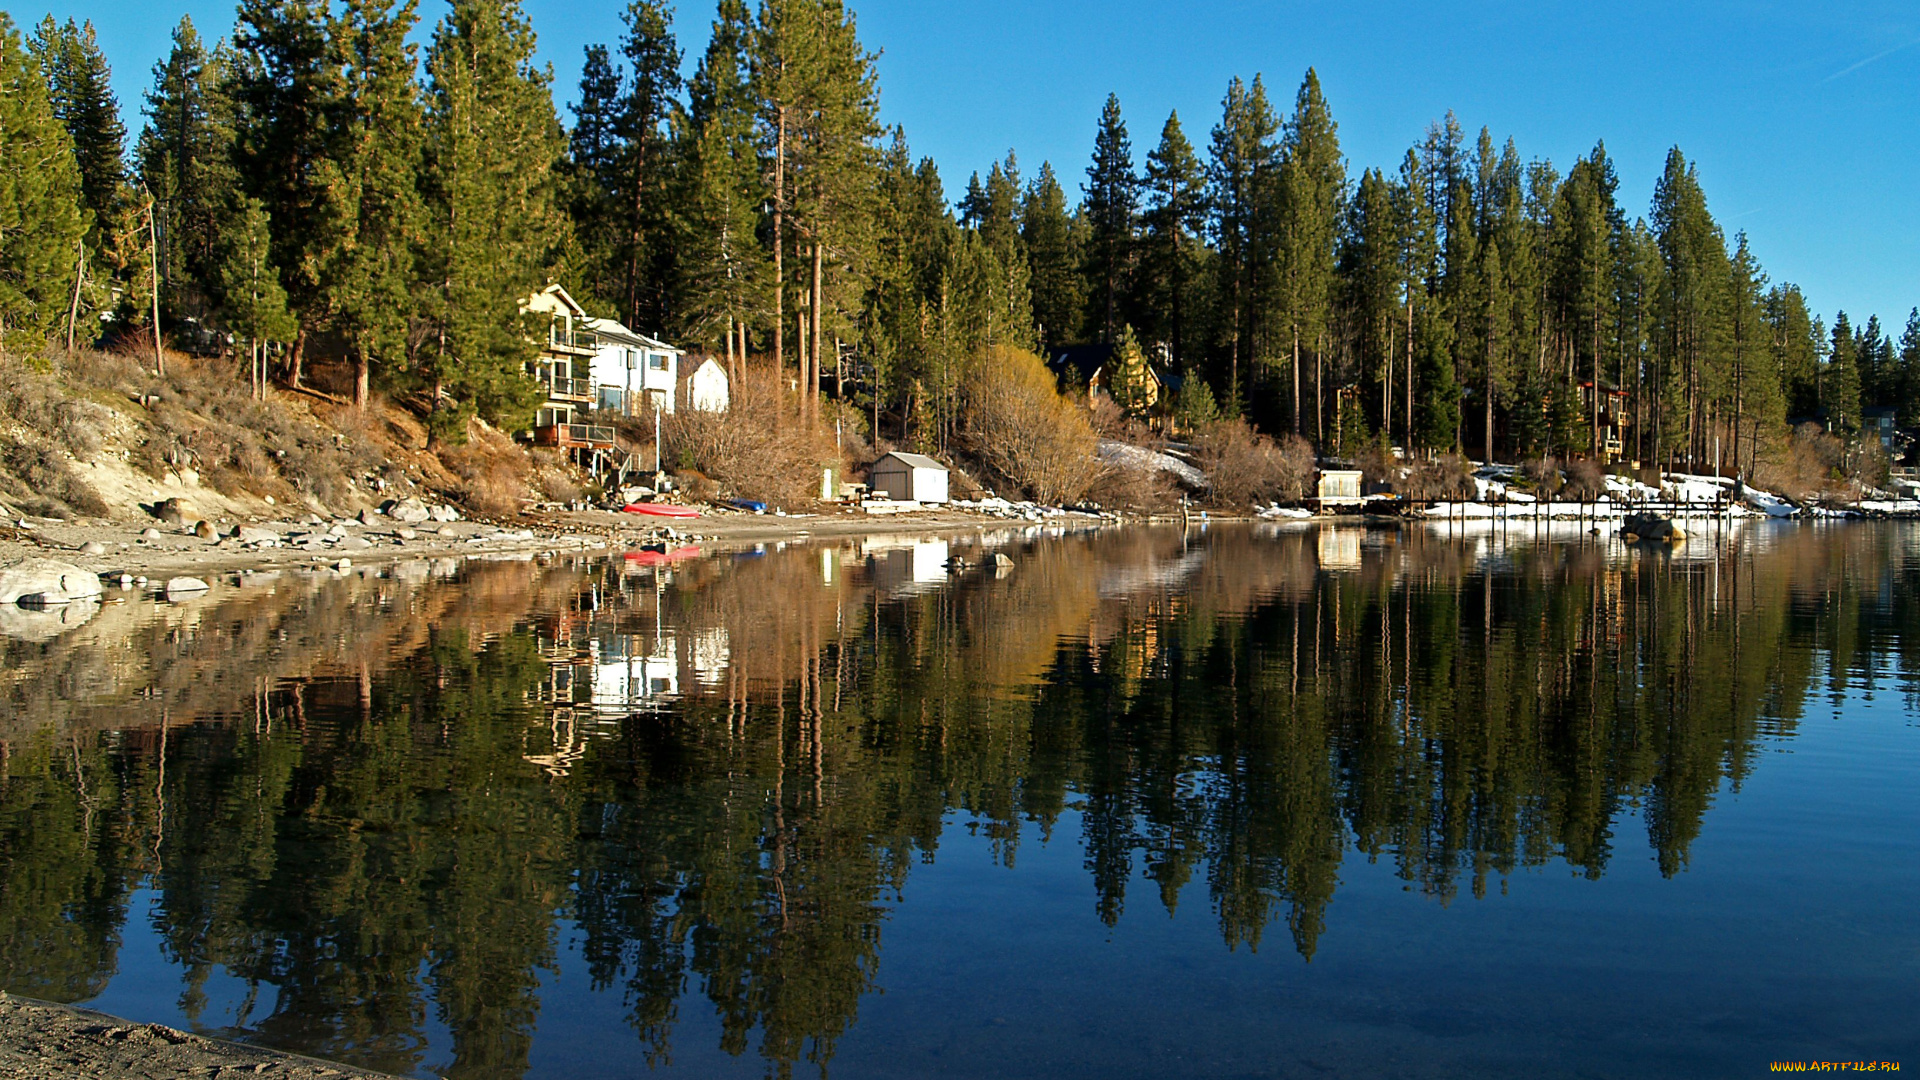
[355,344,370,409]
[810,239,824,416]
[147,200,164,377]
[65,240,85,356]
[772,108,786,390]
[289,331,305,390]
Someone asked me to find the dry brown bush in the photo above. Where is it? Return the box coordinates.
[953,346,1103,504]
[436,420,536,518]
[1519,456,1562,497]
[660,365,846,505]
[1194,419,1315,506]
[1562,458,1606,501]
[1085,460,1176,510]
[1398,454,1475,501]
[1753,423,1886,500]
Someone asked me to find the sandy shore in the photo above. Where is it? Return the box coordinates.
[0,994,404,1079]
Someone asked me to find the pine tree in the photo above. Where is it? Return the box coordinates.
[137,17,242,323]
[612,0,682,332]
[1276,69,1343,438]
[1106,324,1154,417]
[1825,312,1861,434]
[1083,93,1136,345]
[677,0,770,370]
[564,44,622,306]
[756,0,884,415]
[29,18,125,227]
[1725,232,1778,474]
[1021,161,1082,352]
[1897,309,1920,430]
[1207,75,1279,413]
[232,0,346,382]
[311,0,424,407]
[1340,167,1402,444]
[420,0,568,441]
[219,195,296,398]
[1139,111,1205,368]
[0,14,88,354]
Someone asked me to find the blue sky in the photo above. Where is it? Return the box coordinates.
[31,0,1920,331]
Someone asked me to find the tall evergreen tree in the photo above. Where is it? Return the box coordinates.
[29,18,124,227]
[231,0,343,381]
[1022,161,1082,353]
[612,0,682,332]
[1897,309,1920,430]
[1083,93,1137,345]
[1276,69,1343,437]
[677,0,770,371]
[137,18,241,323]
[1207,75,1279,413]
[0,13,88,354]
[219,195,296,398]
[319,0,424,407]
[1139,111,1206,368]
[419,0,567,441]
[1824,312,1860,434]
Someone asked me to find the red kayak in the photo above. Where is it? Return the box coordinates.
[621,503,700,518]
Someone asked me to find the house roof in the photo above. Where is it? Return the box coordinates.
[524,282,588,318]
[875,451,947,471]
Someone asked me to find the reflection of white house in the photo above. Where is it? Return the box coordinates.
[593,635,680,706]
[685,357,730,413]
[868,537,950,595]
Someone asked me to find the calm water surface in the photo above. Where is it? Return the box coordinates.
[1,523,1916,1078]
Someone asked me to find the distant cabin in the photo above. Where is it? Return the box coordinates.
[869,452,949,504]
[1314,469,1364,507]
[686,357,730,413]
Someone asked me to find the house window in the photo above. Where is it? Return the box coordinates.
[647,352,669,372]
[597,386,625,413]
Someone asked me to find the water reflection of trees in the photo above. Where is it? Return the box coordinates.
[0,525,1914,1077]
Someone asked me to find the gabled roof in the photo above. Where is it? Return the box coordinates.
[583,316,684,353]
[523,282,588,318]
[875,451,947,471]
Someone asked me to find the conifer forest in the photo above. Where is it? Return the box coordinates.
[3,0,1915,473]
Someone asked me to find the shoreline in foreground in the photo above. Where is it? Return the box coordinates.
[0,993,405,1079]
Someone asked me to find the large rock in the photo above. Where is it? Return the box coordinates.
[428,504,460,523]
[385,497,433,524]
[164,576,210,597]
[151,498,188,526]
[1622,512,1686,543]
[236,525,280,546]
[0,558,105,605]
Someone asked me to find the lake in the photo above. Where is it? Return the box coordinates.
[1,522,1916,1078]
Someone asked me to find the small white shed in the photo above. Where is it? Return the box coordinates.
[869,452,949,504]
[686,357,730,413]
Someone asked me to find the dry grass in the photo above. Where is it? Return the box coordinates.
[436,420,539,517]
[1194,419,1315,506]
[660,365,846,505]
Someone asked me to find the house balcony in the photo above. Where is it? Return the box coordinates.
[542,376,595,402]
[546,326,599,355]
[535,423,617,449]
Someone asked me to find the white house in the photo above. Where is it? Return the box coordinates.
[686,357,730,413]
[584,317,683,417]
[870,452,950,504]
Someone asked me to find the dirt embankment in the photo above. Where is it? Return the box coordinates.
[0,994,406,1079]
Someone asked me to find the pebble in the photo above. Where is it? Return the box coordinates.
[334,558,352,570]
[141,528,162,540]
[79,541,108,556]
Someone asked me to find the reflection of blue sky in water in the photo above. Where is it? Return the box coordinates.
[5,524,1920,1078]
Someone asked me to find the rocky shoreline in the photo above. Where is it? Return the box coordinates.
[0,994,405,1079]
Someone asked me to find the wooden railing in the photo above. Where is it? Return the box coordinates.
[534,423,617,449]
[548,326,599,352]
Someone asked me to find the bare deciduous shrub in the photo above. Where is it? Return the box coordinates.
[1563,458,1606,501]
[1398,454,1474,502]
[1195,419,1315,506]
[955,345,1101,505]
[1520,456,1562,497]
[660,365,844,505]
[1,443,109,518]
[1085,459,1175,510]
[528,448,584,503]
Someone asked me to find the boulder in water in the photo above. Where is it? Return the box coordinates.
[0,558,105,605]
